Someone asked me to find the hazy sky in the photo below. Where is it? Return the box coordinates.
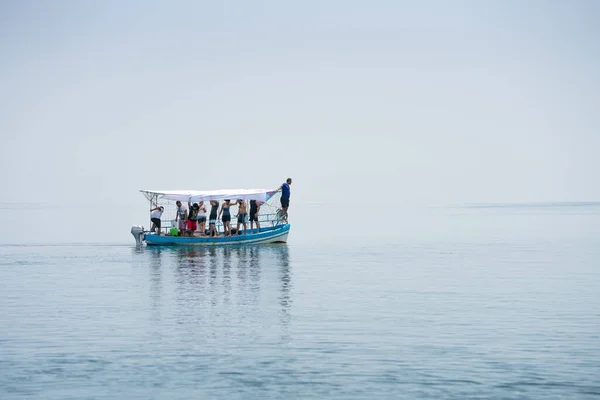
[1,0,598,243]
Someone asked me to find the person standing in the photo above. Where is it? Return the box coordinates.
[235,199,248,235]
[197,201,207,235]
[218,200,233,236]
[277,178,292,221]
[175,201,187,236]
[249,199,261,233]
[150,206,164,235]
[187,202,199,236]
[209,200,219,237]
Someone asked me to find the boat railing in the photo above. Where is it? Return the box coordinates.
[149,212,286,235]
[213,212,286,232]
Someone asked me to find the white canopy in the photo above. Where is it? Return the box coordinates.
[140,188,274,203]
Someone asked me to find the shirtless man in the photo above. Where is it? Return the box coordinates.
[235,199,248,235]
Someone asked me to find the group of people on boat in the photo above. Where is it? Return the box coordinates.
[149,178,292,237]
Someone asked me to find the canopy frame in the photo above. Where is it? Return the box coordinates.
[140,188,275,203]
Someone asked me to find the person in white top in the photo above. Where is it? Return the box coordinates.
[175,201,187,236]
[150,206,164,235]
[196,201,207,235]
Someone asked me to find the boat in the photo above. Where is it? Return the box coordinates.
[131,188,290,246]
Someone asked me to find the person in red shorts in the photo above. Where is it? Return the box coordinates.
[186,202,199,236]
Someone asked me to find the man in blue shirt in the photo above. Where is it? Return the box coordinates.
[277,178,292,221]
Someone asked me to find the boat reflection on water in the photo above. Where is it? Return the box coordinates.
[278,246,291,331]
[140,244,292,332]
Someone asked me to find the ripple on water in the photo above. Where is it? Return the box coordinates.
[0,238,599,399]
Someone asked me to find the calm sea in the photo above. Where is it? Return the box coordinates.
[1,204,599,399]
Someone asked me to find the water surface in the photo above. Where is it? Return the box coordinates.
[1,205,599,399]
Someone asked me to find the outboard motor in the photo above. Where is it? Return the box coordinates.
[131,225,145,246]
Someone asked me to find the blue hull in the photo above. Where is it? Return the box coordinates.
[144,224,290,246]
